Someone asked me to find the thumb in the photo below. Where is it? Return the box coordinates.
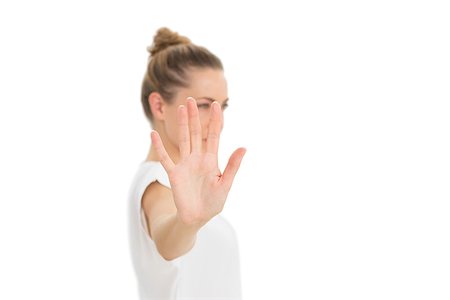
[221,147,246,191]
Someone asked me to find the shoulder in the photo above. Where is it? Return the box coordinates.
[141,161,171,188]
[141,172,177,239]
[140,161,173,212]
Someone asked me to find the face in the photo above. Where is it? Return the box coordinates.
[162,68,229,153]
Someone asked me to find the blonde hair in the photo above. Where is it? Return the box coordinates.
[141,27,223,123]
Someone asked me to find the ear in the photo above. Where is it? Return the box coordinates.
[149,92,166,121]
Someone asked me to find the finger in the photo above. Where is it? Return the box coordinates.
[221,147,246,191]
[186,97,202,152]
[151,130,175,172]
[206,101,222,154]
[177,105,190,159]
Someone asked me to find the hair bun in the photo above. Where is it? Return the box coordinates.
[147,27,191,57]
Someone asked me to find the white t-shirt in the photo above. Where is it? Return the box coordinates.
[127,160,242,300]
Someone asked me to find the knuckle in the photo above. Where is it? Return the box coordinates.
[208,132,219,140]
[190,127,201,135]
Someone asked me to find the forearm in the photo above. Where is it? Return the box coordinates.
[151,213,204,261]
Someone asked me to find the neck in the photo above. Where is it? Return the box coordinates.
[147,146,180,165]
[146,124,181,165]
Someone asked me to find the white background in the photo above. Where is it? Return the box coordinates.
[1,0,449,299]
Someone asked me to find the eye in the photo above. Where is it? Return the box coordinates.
[197,103,210,109]
[222,103,229,110]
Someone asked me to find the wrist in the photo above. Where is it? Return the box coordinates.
[175,211,208,230]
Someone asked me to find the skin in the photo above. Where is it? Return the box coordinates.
[142,67,246,261]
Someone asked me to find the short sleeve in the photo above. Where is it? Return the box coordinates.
[134,161,189,266]
[137,162,171,238]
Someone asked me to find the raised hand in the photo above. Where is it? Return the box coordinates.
[151,97,246,227]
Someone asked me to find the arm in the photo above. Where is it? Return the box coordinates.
[150,213,202,261]
[147,98,246,261]
[142,181,206,261]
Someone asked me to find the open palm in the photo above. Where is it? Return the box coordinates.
[151,97,246,226]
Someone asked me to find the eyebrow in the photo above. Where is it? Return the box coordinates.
[198,97,229,103]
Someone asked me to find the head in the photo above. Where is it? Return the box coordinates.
[141,27,229,154]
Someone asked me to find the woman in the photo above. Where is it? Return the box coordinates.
[127,27,246,299]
